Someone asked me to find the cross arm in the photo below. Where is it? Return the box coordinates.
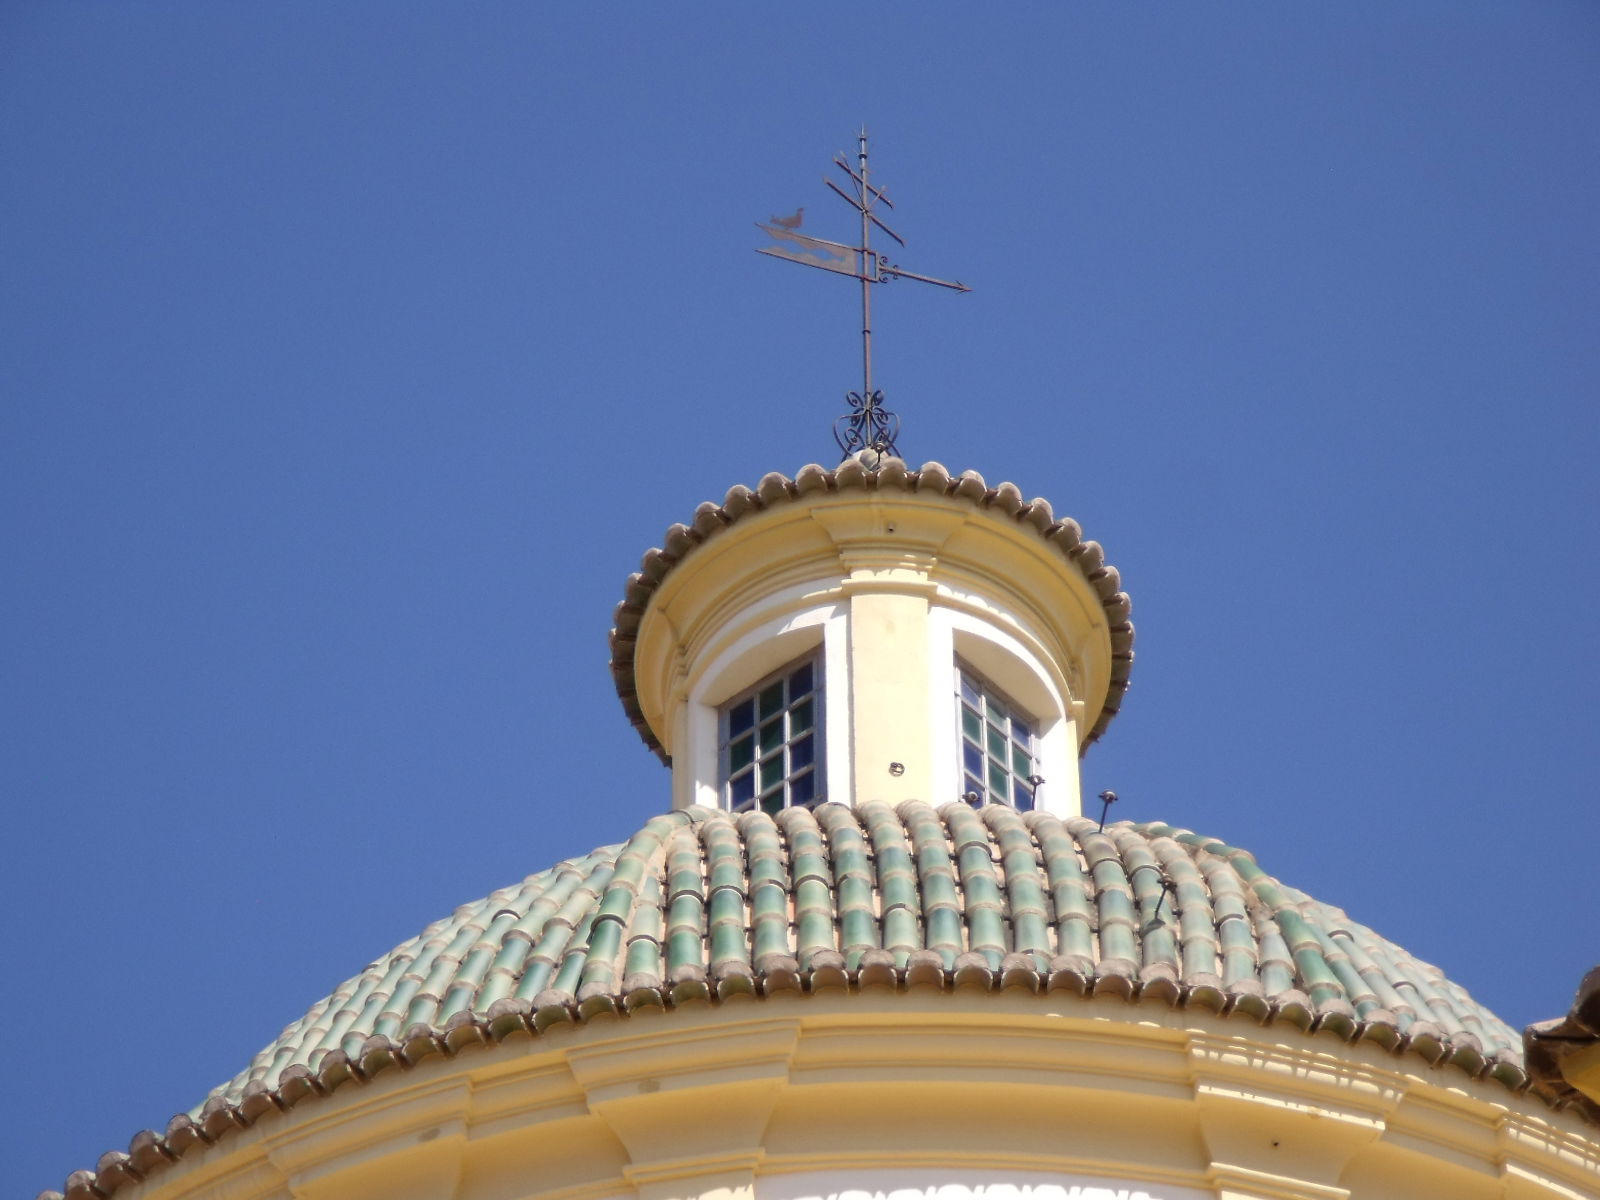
[877,262,970,292]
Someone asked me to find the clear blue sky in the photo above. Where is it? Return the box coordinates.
[5,5,1597,1192]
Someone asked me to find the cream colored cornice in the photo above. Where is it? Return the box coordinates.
[114,998,1600,1200]
[611,458,1133,761]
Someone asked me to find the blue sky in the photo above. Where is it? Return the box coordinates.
[5,5,1598,1192]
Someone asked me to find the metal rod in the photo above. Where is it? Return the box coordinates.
[859,127,873,401]
[878,264,970,291]
[823,176,860,209]
[869,210,906,247]
[1097,790,1118,832]
[833,155,894,207]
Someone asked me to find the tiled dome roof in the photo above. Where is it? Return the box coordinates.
[61,802,1530,1200]
[229,801,1521,1096]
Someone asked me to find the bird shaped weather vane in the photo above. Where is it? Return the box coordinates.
[757,128,969,459]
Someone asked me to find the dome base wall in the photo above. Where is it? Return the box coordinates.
[114,997,1600,1200]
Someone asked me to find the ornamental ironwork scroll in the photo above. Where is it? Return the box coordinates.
[833,390,900,457]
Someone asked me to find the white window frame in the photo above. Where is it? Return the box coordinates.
[928,603,1081,818]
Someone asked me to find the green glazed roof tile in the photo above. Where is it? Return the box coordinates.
[58,802,1540,1200]
[210,801,1525,1100]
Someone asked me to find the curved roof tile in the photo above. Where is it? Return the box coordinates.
[43,802,1546,1200]
[607,456,1136,760]
[1525,966,1600,1123]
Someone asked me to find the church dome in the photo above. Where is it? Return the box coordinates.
[168,803,1523,1138]
[58,457,1584,1200]
[58,450,1571,1200]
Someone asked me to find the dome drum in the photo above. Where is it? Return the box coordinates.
[611,456,1136,818]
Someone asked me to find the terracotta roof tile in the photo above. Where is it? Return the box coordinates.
[1525,966,1600,1122]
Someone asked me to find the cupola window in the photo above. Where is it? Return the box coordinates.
[957,664,1038,810]
[721,656,823,813]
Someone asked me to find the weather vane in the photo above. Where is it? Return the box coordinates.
[757,128,969,459]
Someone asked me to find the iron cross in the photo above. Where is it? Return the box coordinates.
[757,129,969,458]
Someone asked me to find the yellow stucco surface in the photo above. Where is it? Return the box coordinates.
[632,487,1111,815]
[129,996,1600,1200]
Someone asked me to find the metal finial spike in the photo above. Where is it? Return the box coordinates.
[1097,789,1118,832]
[1143,880,1176,934]
[755,130,968,458]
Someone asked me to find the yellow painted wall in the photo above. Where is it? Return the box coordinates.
[125,996,1600,1200]
[633,487,1110,815]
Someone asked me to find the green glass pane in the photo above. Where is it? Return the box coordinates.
[1011,744,1031,775]
[987,723,1005,758]
[792,697,814,734]
[759,717,784,753]
[759,681,784,719]
[988,696,1010,725]
[961,706,981,742]
[729,735,754,772]
[761,755,784,789]
[760,791,785,815]
[988,759,1008,796]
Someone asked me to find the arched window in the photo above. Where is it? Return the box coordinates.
[720,654,824,813]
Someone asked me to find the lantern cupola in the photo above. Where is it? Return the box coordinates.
[609,450,1134,818]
